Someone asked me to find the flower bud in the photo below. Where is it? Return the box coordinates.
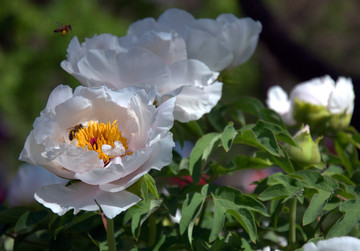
[285,125,322,169]
[267,76,355,133]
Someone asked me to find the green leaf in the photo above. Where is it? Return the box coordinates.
[221,122,238,152]
[124,199,162,239]
[210,187,267,243]
[234,126,280,156]
[214,187,268,216]
[190,133,221,183]
[334,132,360,175]
[257,146,295,173]
[209,196,227,242]
[0,207,28,224]
[233,96,265,116]
[208,104,228,132]
[327,198,360,238]
[179,190,206,239]
[254,120,298,147]
[232,155,272,170]
[303,190,332,225]
[227,208,257,243]
[14,210,48,233]
[144,173,159,199]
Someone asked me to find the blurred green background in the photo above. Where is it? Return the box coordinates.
[0,0,359,190]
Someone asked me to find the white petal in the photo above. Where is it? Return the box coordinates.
[171,81,223,123]
[290,76,335,107]
[35,182,140,219]
[266,85,290,114]
[266,86,295,126]
[158,8,196,37]
[43,85,73,114]
[185,27,233,72]
[217,15,262,68]
[328,77,354,114]
[303,236,360,251]
[19,131,76,179]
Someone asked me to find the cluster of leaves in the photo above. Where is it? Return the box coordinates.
[2,95,360,250]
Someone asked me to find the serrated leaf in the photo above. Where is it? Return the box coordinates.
[179,191,206,237]
[221,123,237,152]
[254,120,298,147]
[214,187,268,216]
[303,190,332,225]
[227,208,256,243]
[210,187,267,243]
[190,133,221,183]
[257,146,295,173]
[327,198,360,238]
[232,155,272,170]
[334,132,360,175]
[209,196,226,242]
[259,184,300,201]
[234,126,280,156]
[124,199,162,239]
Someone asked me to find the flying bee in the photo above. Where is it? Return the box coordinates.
[68,124,84,141]
[54,23,72,36]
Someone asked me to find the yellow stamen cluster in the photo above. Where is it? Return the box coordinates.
[75,120,130,164]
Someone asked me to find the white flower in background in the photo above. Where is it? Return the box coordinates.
[19,85,175,219]
[266,85,295,125]
[7,164,67,207]
[158,8,262,72]
[61,28,222,123]
[267,76,354,129]
[303,236,360,251]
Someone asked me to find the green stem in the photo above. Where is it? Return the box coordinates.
[148,213,157,246]
[289,198,297,249]
[106,217,116,251]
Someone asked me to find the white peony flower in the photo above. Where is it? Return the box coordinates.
[303,236,360,251]
[158,8,262,72]
[19,85,175,219]
[266,85,296,126]
[61,27,222,123]
[7,164,67,207]
[266,76,354,127]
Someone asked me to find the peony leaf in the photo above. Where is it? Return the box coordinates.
[143,174,159,199]
[327,198,360,238]
[234,126,280,156]
[221,122,238,152]
[303,190,332,226]
[210,187,267,243]
[189,133,221,183]
[179,191,206,238]
[227,208,256,243]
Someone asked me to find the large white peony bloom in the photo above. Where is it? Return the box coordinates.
[19,85,175,219]
[61,27,222,123]
[303,236,360,251]
[158,8,262,72]
[267,76,354,128]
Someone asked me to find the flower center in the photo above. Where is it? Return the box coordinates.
[74,120,131,164]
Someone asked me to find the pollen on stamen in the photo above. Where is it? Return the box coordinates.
[74,120,131,164]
